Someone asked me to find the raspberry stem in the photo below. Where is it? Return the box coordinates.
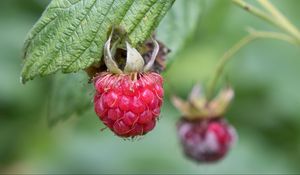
[233,0,300,43]
[206,30,298,101]
[206,0,300,100]
[257,0,300,42]
[232,0,275,28]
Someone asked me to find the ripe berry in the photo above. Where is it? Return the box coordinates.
[94,72,163,137]
[92,29,165,138]
[177,118,237,163]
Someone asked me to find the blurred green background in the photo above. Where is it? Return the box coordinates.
[1,0,300,173]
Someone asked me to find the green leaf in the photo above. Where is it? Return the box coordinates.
[45,0,203,126]
[157,0,203,61]
[21,0,175,83]
[47,71,93,126]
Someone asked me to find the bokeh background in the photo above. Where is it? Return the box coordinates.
[1,0,300,173]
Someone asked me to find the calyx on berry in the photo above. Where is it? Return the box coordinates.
[103,29,160,75]
[172,84,237,163]
[172,84,234,120]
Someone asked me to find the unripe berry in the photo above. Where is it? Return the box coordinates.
[94,72,163,137]
[177,118,237,163]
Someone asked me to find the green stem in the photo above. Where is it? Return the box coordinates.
[248,29,298,45]
[206,31,297,101]
[257,0,300,42]
[233,0,300,43]
[207,0,300,100]
[206,35,256,100]
[232,0,276,27]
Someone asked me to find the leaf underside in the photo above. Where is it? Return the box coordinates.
[21,0,175,83]
[47,71,93,127]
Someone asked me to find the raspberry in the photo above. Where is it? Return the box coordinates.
[177,118,237,163]
[94,72,163,137]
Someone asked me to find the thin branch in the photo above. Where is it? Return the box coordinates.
[257,0,300,41]
[206,34,255,100]
[206,30,297,100]
[232,0,280,29]
[233,0,300,44]
[247,28,298,45]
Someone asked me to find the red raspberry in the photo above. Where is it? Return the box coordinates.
[94,72,163,137]
[177,118,237,163]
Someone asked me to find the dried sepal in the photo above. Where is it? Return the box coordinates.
[188,83,203,102]
[142,38,170,73]
[171,96,192,117]
[104,30,123,74]
[86,33,169,79]
[171,84,234,120]
[209,87,234,116]
[124,42,145,73]
[144,38,160,72]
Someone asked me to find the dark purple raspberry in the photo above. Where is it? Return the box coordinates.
[177,118,237,163]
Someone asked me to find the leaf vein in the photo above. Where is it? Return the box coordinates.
[64,0,116,71]
[40,0,98,74]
